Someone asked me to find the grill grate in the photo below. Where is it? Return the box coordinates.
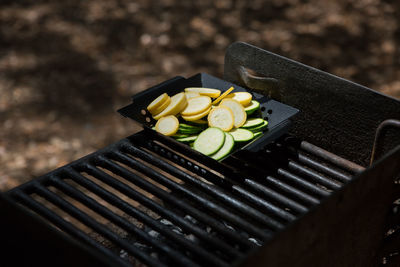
[7,129,361,266]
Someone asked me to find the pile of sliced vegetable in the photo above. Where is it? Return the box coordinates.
[146,86,267,160]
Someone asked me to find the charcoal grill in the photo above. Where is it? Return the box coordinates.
[1,42,400,267]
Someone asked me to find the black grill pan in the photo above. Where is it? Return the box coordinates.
[118,73,299,153]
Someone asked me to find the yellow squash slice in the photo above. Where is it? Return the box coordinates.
[212,86,234,105]
[220,99,247,128]
[185,87,221,98]
[185,92,201,99]
[181,96,212,116]
[150,96,171,115]
[153,92,188,120]
[155,115,179,136]
[226,92,252,106]
[181,106,212,121]
[147,93,170,114]
[207,106,234,131]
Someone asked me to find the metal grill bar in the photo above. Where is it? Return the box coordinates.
[5,130,361,267]
[32,182,164,267]
[277,169,331,196]
[50,177,227,267]
[136,138,297,222]
[12,190,132,267]
[97,153,271,240]
[297,153,351,183]
[287,161,342,190]
[242,179,308,213]
[65,166,242,259]
[231,185,296,221]
[82,163,254,249]
[300,141,365,174]
[263,175,320,206]
[222,155,320,206]
[121,142,284,230]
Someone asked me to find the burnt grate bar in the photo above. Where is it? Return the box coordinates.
[6,130,361,266]
[66,166,244,258]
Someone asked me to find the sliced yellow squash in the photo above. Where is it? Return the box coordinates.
[220,98,247,128]
[181,106,212,121]
[226,92,252,106]
[155,115,179,136]
[207,106,234,131]
[153,92,188,120]
[212,86,234,105]
[185,92,201,99]
[181,96,212,116]
[147,93,170,114]
[185,87,221,98]
[150,96,171,115]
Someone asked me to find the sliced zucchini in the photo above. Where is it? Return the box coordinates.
[185,87,221,98]
[226,92,252,106]
[147,93,170,114]
[253,132,263,139]
[176,135,198,143]
[241,118,264,129]
[193,127,225,155]
[220,98,247,128]
[153,93,188,120]
[179,123,202,130]
[181,96,212,116]
[244,100,260,115]
[189,119,208,125]
[212,86,234,105]
[155,115,179,136]
[171,133,189,139]
[211,133,235,161]
[248,120,268,132]
[229,128,254,142]
[178,127,202,134]
[181,106,212,121]
[207,106,234,131]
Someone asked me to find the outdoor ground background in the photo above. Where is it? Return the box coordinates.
[1,0,400,191]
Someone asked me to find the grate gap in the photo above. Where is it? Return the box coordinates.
[47,185,131,241]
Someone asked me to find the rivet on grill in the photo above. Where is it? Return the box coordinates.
[160,148,165,154]
[180,158,185,164]
[194,165,199,171]
[187,162,192,167]
[173,155,178,160]
[201,169,206,175]
[167,152,172,158]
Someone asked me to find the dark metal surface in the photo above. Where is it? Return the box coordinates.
[5,129,357,266]
[240,145,400,267]
[118,72,299,153]
[224,42,400,166]
[0,192,123,267]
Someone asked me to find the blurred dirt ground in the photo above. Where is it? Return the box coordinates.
[1,0,400,191]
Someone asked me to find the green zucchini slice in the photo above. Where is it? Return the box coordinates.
[248,121,268,132]
[193,127,225,155]
[241,118,264,129]
[211,132,235,161]
[244,100,260,115]
[176,135,198,143]
[229,128,254,142]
